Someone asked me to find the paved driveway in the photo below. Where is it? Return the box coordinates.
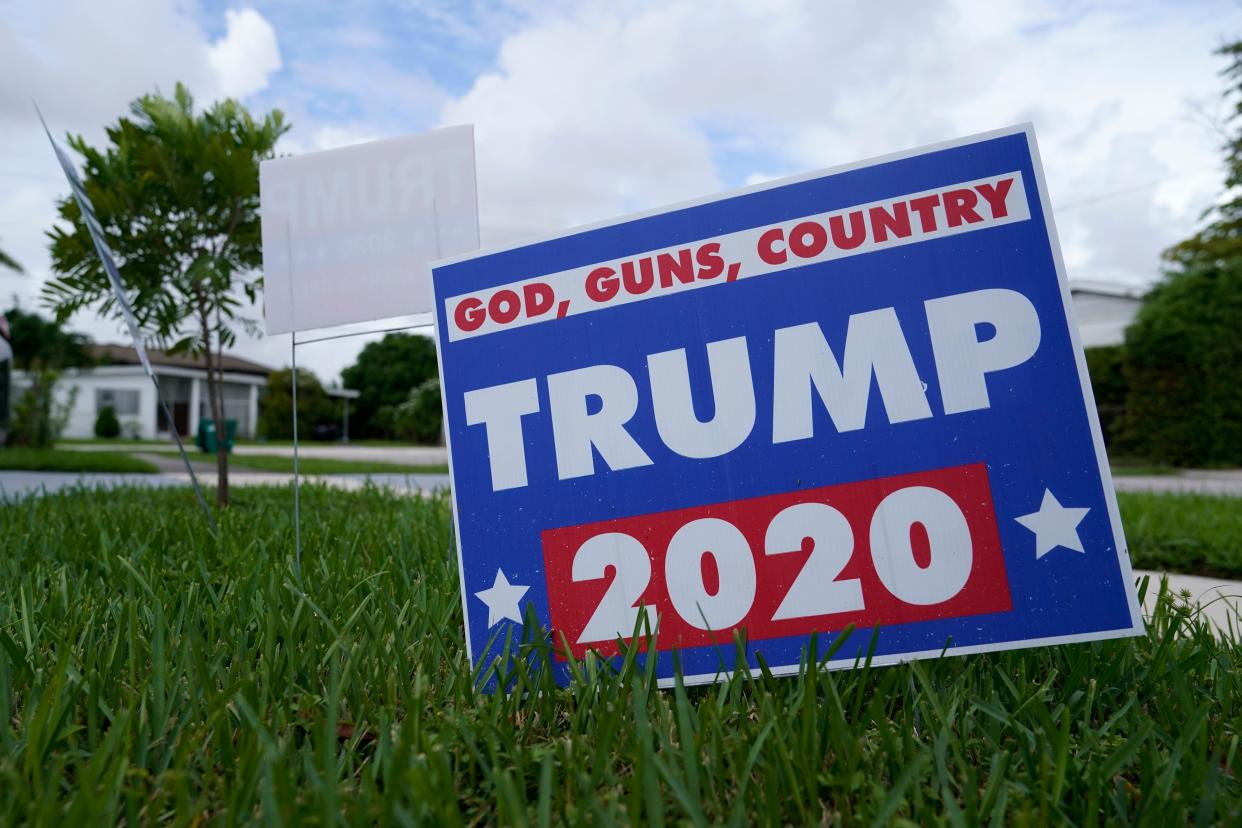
[0,471,189,499]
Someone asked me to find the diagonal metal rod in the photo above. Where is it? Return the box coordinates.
[36,101,216,533]
[154,375,217,533]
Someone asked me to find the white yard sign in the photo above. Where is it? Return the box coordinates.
[260,125,479,335]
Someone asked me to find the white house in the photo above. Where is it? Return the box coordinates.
[1068,280,1147,348]
[16,344,270,440]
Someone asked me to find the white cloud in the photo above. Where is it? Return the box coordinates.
[206,8,283,100]
[441,0,1238,283]
[0,1,285,363]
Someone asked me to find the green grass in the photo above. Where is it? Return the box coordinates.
[0,486,1238,824]
[1109,456,1180,477]
[227,454,448,475]
[0,447,158,474]
[57,437,175,447]
[234,438,423,448]
[1120,490,1242,579]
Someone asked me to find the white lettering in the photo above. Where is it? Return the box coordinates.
[648,336,756,459]
[464,378,540,491]
[925,288,1041,415]
[772,308,932,443]
[547,364,653,480]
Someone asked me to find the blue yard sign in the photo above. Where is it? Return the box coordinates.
[431,124,1144,688]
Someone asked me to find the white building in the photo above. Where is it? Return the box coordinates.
[1068,280,1148,348]
[15,344,270,440]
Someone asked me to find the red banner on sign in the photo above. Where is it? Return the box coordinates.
[542,463,1011,658]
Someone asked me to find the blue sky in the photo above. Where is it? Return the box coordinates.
[1,0,1240,382]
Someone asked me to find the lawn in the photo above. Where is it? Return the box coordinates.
[1120,490,1242,580]
[227,454,448,475]
[234,438,423,448]
[57,437,177,447]
[0,485,1237,824]
[0,447,158,474]
[1109,456,1179,477]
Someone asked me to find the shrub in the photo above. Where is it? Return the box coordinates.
[9,371,77,448]
[1083,345,1130,451]
[257,368,337,441]
[392,378,442,444]
[340,333,438,438]
[94,404,121,438]
[1121,261,1242,466]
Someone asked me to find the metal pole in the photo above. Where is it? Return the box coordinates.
[285,221,302,579]
[291,331,302,578]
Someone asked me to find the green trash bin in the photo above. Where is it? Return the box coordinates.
[196,418,237,454]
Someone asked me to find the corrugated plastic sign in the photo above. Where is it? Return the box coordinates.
[432,124,1144,688]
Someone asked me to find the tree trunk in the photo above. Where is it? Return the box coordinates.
[201,322,230,506]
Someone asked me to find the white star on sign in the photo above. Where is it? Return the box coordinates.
[1016,489,1090,559]
[474,569,530,627]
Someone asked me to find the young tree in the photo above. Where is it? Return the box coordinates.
[43,84,288,505]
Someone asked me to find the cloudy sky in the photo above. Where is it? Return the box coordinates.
[1,0,1238,383]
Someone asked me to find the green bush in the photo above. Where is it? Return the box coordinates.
[340,333,438,438]
[93,404,121,438]
[1083,345,1129,451]
[257,367,337,440]
[1121,261,1242,466]
[8,371,77,448]
[392,377,442,444]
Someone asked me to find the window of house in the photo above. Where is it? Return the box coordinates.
[96,388,140,417]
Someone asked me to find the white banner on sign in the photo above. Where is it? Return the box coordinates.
[443,171,1029,342]
[260,125,480,335]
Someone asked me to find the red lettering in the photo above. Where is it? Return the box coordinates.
[908,195,941,233]
[975,178,1014,219]
[788,221,828,259]
[488,289,521,324]
[585,266,618,302]
[622,258,655,295]
[454,297,486,332]
[828,210,866,250]
[523,282,555,317]
[758,227,787,265]
[942,189,982,227]
[695,242,725,279]
[869,203,912,243]
[657,248,695,288]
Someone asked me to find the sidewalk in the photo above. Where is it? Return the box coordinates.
[1113,470,1242,496]
[0,469,450,500]
[65,442,449,465]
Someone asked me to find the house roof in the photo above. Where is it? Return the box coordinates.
[89,344,273,377]
[1068,279,1148,300]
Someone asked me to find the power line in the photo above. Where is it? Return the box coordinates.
[1054,166,1220,212]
